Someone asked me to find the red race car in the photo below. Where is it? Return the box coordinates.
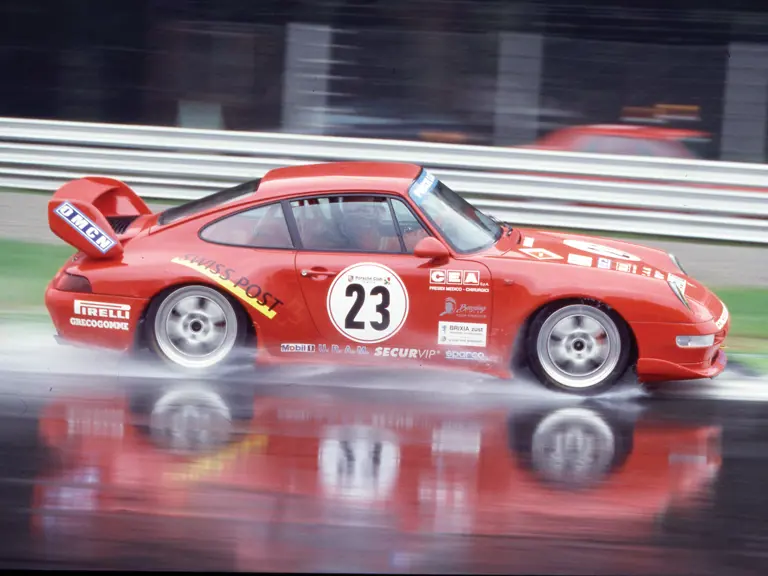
[44,162,731,395]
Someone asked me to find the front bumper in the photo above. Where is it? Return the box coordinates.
[632,317,730,383]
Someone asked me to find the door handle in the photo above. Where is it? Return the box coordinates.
[301,268,339,278]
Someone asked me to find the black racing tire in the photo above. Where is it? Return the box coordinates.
[526,301,632,396]
[145,284,249,373]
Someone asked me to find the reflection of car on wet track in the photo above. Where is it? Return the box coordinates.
[33,382,721,553]
[45,162,730,395]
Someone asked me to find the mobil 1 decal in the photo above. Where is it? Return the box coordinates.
[327,262,409,344]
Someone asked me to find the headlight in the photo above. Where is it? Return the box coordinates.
[668,252,687,275]
[667,273,690,310]
[676,334,715,348]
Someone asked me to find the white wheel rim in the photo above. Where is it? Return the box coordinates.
[536,304,622,389]
[154,286,239,369]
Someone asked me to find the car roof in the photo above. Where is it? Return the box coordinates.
[156,162,425,227]
[255,161,423,202]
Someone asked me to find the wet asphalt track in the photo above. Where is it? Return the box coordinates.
[0,357,768,573]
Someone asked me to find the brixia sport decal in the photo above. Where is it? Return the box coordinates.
[172,254,284,319]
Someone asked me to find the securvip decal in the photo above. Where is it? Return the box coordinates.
[438,321,487,347]
[70,300,131,331]
[439,297,487,319]
[54,202,117,254]
[374,347,440,359]
[429,269,489,293]
[172,254,284,319]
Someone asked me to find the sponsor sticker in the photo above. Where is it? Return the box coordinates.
[439,297,487,319]
[563,239,641,262]
[280,343,316,353]
[317,344,370,355]
[70,300,131,331]
[328,262,408,344]
[654,270,665,280]
[54,202,117,254]
[518,247,563,261]
[438,321,487,347]
[408,170,438,205]
[171,255,284,319]
[641,266,652,277]
[429,269,489,293]
[615,262,637,274]
[445,350,487,361]
[522,236,535,248]
[374,347,440,360]
[567,253,593,267]
[715,303,729,330]
[667,273,687,295]
[597,257,611,270]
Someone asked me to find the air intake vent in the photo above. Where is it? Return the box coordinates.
[107,216,139,234]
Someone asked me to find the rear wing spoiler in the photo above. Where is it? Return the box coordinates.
[48,177,152,259]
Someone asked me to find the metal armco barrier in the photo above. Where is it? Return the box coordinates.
[1,116,767,244]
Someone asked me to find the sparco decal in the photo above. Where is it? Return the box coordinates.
[374,347,440,359]
[172,255,284,319]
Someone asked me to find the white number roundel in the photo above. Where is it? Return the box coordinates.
[563,239,641,262]
[327,262,409,344]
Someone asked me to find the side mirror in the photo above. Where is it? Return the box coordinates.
[413,236,450,260]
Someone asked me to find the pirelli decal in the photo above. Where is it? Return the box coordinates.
[171,255,284,320]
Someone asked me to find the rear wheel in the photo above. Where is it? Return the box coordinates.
[526,302,631,395]
[146,285,247,371]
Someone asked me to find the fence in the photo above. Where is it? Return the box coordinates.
[0,116,767,244]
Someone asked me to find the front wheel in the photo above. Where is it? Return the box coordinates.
[526,303,631,395]
[146,285,248,371]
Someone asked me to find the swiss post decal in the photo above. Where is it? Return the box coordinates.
[327,262,409,344]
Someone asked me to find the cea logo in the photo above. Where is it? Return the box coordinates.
[445,350,486,361]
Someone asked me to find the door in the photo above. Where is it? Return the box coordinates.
[289,193,493,366]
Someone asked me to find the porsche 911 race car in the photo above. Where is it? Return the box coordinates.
[44,162,731,395]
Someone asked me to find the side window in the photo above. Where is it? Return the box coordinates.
[290,195,401,253]
[391,199,429,253]
[200,203,293,249]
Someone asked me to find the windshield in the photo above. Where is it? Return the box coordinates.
[408,169,503,253]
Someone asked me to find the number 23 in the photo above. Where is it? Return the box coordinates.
[344,283,390,331]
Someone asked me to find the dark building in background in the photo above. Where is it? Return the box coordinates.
[0,0,766,161]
